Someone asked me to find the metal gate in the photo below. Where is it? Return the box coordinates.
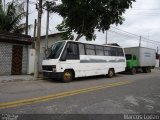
[11,45,23,75]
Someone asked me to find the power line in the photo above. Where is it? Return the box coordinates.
[109,29,138,39]
[125,9,160,16]
[111,26,139,37]
[108,30,139,40]
[126,13,160,16]
[110,27,160,45]
[129,9,160,11]
[108,30,159,46]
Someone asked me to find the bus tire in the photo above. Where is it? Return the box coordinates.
[107,69,114,78]
[62,70,73,82]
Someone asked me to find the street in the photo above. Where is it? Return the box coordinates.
[1,0,160,120]
[0,69,160,118]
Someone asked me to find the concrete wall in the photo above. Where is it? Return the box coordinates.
[156,60,159,67]
[22,45,29,74]
[40,35,62,53]
[0,43,12,75]
[0,42,29,75]
[28,49,35,74]
[39,35,63,71]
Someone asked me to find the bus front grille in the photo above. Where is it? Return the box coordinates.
[42,66,53,71]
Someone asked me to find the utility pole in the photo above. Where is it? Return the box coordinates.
[139,36,141,47]
[25,0,29,35]
[33,19,37,40]
[44,1,56,57]
[45,1,50,54]
[106,30,107,44]
[33,19,37,48]
[34,0,42,79]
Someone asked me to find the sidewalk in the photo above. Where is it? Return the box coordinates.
[155,67,160,70]
[0,68,159,83]
[0,75,35,83]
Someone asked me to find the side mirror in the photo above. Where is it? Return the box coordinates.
[60,57,66,61]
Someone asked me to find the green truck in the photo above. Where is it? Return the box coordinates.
[124,47,156,74]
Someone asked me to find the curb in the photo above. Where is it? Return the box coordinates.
[0,77,44,84]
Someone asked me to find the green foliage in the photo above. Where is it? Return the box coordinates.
[51,0,135,41]
[0,0,30,34]
[56,21,74,40]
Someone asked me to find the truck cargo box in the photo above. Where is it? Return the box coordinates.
[124,47,156,67]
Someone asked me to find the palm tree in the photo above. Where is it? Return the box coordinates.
[0,0,30,34]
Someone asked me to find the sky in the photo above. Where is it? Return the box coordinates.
[5,0,160,53]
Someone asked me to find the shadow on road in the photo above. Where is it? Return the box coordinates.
[43,74,125,83]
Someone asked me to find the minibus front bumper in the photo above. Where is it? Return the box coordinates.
[43,72,63,79]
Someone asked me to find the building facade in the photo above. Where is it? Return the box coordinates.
[38,33,63,71]
[0,33,32,75]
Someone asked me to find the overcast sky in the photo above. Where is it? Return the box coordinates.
[5,0,160,52]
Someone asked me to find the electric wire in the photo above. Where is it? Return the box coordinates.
[110,27,160,45]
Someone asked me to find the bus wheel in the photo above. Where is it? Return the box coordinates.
[62,70,73,82]
[130,68,136,75]
[107,69,114,78]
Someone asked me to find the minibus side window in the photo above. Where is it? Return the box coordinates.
[79,43,85,55]
[60,42,79,60]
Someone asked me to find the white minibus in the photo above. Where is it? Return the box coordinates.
[42,40,126,82]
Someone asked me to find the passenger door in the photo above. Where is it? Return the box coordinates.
[60,42,80,77]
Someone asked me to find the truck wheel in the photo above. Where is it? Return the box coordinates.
[149,68,151,72]
[142,67,147,73]
[143,67,150,73]
[62,70,73,82]
[130,68,136,75]
[107,69,114,78]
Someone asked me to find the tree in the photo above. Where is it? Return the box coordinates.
[0,0,30,34]
[51,0,135,41]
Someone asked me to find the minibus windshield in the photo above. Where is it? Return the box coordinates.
[47,41,65,59]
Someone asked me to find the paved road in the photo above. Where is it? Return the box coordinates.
[0,70,160,116]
